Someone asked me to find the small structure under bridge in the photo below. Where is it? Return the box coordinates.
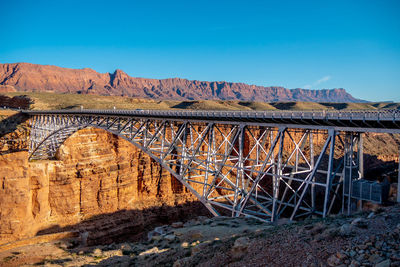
[22,109,400,222]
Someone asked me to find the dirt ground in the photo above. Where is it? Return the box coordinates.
[1,203,399,267]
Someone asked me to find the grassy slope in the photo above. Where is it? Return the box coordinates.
[3,92,399,111]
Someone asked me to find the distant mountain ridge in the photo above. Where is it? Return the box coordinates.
[0,63,362,102]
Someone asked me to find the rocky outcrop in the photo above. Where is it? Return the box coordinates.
[0,112,29,153]
[0,127,206,246]
[0,63,361,102]
[0,95,32,109]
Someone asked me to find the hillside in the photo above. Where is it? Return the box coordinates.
[3,92,397,111]
[0,63,361,102]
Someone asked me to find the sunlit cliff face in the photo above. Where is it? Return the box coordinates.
[0,63,359,102]
[0,127,206,245]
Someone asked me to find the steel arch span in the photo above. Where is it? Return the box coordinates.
[28,112,364,222]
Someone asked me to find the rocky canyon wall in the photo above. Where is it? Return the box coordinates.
[0,124,207,246]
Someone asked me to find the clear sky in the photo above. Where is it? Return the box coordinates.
[1,0,399,101]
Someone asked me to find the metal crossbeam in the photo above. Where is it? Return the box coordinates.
[26,111,385,222]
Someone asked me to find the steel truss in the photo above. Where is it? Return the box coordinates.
[28,114,363,222]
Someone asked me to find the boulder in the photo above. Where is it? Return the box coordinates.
[351,218,368,228]
[172,222,183,228]
[327,254,341,266]
[231,237,250,259]
[92,248,102,257]
[164,234,176,242]
[339,224,354,236]
[375,259,391,267]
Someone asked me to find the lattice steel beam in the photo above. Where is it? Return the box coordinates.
[27,113,367,222]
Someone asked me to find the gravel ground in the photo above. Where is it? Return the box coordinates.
[1,204,399,267]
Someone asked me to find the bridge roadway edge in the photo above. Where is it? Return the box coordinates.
[21,109,400,134]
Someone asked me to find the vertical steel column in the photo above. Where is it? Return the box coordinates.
[358,133,364,178]
[270,130,276,193]
[357,133,363,211]
[348,133,354,215]
[142,120,149,147]
[160,122,167,154]
[323,129,336,217]
[203,124,214,197]
[29,116,35,155]
[342,133,355,215]
[272,128,285,222]
[179,123,189,176]
[398,145,400,203]
[310,131,316,211]
[234,125,245,217]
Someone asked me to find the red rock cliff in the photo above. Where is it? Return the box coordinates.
[0,127,206,246]
[0,63,361,102]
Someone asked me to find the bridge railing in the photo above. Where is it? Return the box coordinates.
[22,108,400,122]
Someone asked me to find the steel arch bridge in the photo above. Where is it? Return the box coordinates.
[23,109,400,222]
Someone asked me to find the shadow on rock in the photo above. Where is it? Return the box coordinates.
[35,201,211,246]
[0,112,29,155]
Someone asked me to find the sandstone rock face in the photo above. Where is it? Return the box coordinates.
[0,63,361,102]
[0,127,205,246]
[0,113,29,153]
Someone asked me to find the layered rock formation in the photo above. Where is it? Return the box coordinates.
[0,127,207,246]
[0,63,361,102]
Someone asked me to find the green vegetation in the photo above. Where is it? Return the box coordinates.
[3,92,399,111]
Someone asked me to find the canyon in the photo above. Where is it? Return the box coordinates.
[0,111,399,248]
[0,116,209,246]
[0,63,361,102]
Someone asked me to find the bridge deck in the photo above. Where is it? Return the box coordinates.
[22,109,400,133]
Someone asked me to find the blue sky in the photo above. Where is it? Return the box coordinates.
[1,0,399,101]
